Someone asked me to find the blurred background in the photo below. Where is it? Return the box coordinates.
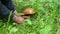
[0,0,59,34]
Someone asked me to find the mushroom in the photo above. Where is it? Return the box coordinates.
[21,8,35,18]
[22,8,35,15]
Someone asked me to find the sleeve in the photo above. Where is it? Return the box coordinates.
[1,0,15,11]
[0,3,14,20]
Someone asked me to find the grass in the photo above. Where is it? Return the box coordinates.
[0,0,59,34]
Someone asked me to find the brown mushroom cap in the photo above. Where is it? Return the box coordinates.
[22,8,35,15]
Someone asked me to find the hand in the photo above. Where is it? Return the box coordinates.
[12,15,25,23]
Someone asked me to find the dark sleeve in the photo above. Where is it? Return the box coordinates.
[0,3,14,20]
[1,0,15,11]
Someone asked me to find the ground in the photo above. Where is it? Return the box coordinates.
[0,0,59,34]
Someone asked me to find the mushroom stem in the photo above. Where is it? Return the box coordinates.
[22,16,30,19]
[15,13,25,16]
